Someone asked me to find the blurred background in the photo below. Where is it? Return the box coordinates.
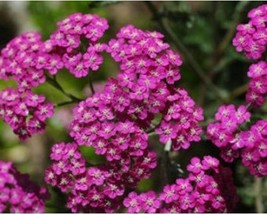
[0,1,266,212]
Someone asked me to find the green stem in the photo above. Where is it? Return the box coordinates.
[88,74,95,95]
[56,100,79,107]
[225,83,248,102]
[45,74,82,102]
[160,148,171,188]
[255,177,264,213]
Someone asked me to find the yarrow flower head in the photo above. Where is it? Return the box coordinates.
[106,25,203,150]
[0,32,48,91]
[0,161,49,213]
[45,141,157,212]
[240,120,267,177]
[123,156,238,213]
[156,88,204,151]
[246,61,267,107]
[0,88,54,140]
[233,4,267,60]
[47,13,108,78]
[207,104,267,177]
[233,4,267,107]
[207,104,251,162]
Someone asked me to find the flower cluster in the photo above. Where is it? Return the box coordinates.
[105,25,182,124]
[106,25,203,148]
[123,156,238,213]
[232,4,267,60]
[246,61,267,107]
[230,4,267,176]
[207,104,251,162]
[241,120,267,176]
[0,32,47,91]
[0,32,55,140]
[45,142,157,212]
[0,13,109,140]
[0,88,54,140]
[233,4,267,107]
[70,93,154,163]
[46,13,108,77]
[207,104,267,176]
[156,88,203,151]
[0,13,109,83]
[0,161,49,213]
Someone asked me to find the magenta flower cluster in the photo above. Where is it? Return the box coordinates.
[0,32,55,140]
[233,4,267,107]
[106,25,203,151]
[156,88,203,151]
[0,32,47,91]
[240,120,267,176]
[207,104,267,176]
[45,142,156,212]
[207,105,251,162]
[0,13,109,140]
[0,13,108,83]
[0,88,54,140]
[246,60,267,107]
[233,4,267,60]
[0,161,49,213]
[46,13,108,77]
[123,156,238,213]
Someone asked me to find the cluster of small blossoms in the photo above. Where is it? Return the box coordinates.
[240,120,267,176]
[46,13,108,77]
[45,142,157,212]
[0,31,56,140]
[0,32,48,91]
[123,156,238,213]
[207,104,251,162]
[105,25,181,120]
[68,89,157,211]
[0,88,54,140]
[233,4,267,107]
[207,104,267,176]
[0,161,49,213]
[106,25,203,147]
[156,88,203,151]
[233,4,267,60]
[246,61,267,107]
[0,13,109,139]
[45,143,86,192]
[70,92,154,162]
[105,25,176,124]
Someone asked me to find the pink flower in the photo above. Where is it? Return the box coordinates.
[187,157,203,174]
[123,192,141,213]
[247,61,267,78]
[0,160,49,213]
[103,182,124,199]
[235,105,251,124]
[202,156,219,172]
[160,184,178,203]
[87,167,109,186]
[35,102,54,121]
[139,191,161,213]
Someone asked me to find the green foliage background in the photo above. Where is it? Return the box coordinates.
[0,1,266,212]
